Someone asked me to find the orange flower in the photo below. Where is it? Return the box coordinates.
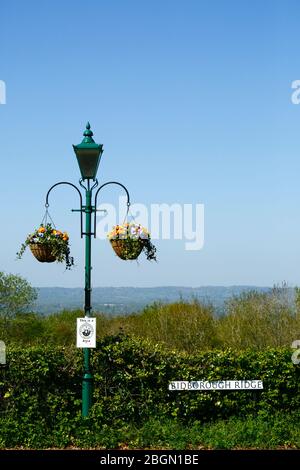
[38,227,46,233]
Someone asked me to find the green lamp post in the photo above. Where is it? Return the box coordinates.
[73,123,103,417]
[45,123,130,417]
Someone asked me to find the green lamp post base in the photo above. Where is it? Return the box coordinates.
[82,371,93,417]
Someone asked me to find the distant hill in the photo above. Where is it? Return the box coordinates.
[35,286,271,315]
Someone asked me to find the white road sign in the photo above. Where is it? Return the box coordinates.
[76,317,96,348]
[169,380,264,391]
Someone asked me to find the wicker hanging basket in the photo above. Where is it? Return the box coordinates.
[29,244,57,263]
[110,239,146,260]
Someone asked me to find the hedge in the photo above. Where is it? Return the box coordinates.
[0,333,299,446]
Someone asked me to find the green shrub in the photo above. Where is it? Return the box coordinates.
[0,334,299,448]
[0,408,299,449]
[2,286,300,352]
[217,289,300,350]
[1,335,299,425]
[118,300,218,352]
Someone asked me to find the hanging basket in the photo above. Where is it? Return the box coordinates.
[29,244,57,263]
[110,239,146,260]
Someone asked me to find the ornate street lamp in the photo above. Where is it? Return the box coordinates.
[73,122,103,181]
[44,123,130,417]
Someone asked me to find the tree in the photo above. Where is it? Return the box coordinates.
[0,272,37,320]
[295,287,300,314]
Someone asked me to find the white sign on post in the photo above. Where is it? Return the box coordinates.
[77,318,96,348]
[0,340,6,365]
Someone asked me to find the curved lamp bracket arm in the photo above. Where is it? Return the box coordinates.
[45,181,83,237]
[91,179,99,191]
[79,178,87,191]
[79,178,99,192]
[93,181,131,238]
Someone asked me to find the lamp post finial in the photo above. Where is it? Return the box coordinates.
[83,122,94,140]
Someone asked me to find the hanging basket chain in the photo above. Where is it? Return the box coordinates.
[122,202,132,225]
[41,205,56,229]
[122,202,139,225]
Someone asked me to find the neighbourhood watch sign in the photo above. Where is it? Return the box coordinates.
[76,318,96,348]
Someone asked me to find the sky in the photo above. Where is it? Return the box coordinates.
[1,0,300,288]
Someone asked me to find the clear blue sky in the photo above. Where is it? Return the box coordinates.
[1,0,300,288]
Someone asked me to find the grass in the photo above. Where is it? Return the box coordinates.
[129,413,300,449]
[0,412,299,449]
